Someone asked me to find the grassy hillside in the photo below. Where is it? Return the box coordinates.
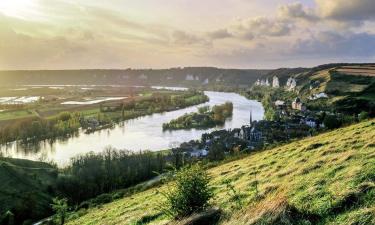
[66,119,375,225]
[0,158,58,224]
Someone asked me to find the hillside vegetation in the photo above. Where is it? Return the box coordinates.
[66,119,375,225]
[0,158,58,224]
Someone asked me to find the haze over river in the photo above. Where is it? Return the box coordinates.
[0,91,264,166]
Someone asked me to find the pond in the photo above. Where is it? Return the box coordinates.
[0,91,264,166]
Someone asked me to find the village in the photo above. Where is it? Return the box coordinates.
[176,75,333,159]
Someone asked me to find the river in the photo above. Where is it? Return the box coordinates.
[0,91,264,166]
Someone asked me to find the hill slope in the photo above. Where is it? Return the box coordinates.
[0,158,58,224]
[67,120,375,225]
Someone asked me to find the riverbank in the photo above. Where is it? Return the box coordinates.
[0,92,264,166]
[0,90,208,145]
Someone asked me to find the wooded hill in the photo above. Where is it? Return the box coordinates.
[0,67,270,87]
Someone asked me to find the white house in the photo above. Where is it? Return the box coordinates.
[305,117,317,128]
[185,74,195,81]
[275,100,285,107]
[309,92,328,100]
[190,149,208,157]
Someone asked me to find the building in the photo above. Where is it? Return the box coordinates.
[203,78,209,85]
[304,117,317,128]
[309,92,328,100]
[275,100,285,107]
[185,74,195,81]
[292,98,306,111]
[190,149,208,158]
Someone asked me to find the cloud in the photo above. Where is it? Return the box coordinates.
[230,16,292,39]
[316,0,375,22]
[293,31,375,58]
[170,30,209,46]
[277,2,318,22]
[207,29,232,39]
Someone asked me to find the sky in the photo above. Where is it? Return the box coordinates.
[0,0,374,70]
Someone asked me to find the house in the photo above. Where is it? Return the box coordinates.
[304,117,317,128]
[272,76,280,88]
[190,149,208,158]
[185,74,195,81]
[309,92,328,100]
[275,100,285,107]
[292,98,306,111]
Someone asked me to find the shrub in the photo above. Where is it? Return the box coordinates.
[161,164,213,218]
[358,111,369,121]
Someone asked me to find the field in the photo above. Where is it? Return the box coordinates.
[336,66,375,77]
[66,119,375,225]
[0,86,174,124]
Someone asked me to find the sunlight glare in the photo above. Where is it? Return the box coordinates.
[0,0,35,18]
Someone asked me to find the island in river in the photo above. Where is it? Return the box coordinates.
[162,102,233,130]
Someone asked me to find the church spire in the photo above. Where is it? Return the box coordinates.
[250,108,253,126]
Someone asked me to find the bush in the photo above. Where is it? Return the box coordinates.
[323,115,342,129]
[161,164,213,218]
[358,111,369,121]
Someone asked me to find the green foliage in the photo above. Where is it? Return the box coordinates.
[323,115,342,129]
[0,112,81,144]
[358,111,369,121]
[163,102,233,130]
[223,179,243,209]
[51,197,68,225]
[161,164,213,218]
[208,141,226,161]
[57,148,168,204]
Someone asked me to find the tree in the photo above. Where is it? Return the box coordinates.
[51,197,68,225]
[208,141,226,161]
[161,164,213,218]
[358,111,369,121]
[323,115,342,129]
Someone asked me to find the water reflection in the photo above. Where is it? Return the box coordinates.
[0,91,264,166]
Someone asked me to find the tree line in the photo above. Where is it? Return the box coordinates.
[0,112,81,145]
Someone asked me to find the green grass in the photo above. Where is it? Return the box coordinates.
[66,120,375,225]
[0,109,35,121]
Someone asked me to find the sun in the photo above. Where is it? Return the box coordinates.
[0,0,35,18]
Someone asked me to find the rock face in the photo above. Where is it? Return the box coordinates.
[171,208,222,225]
[272,76,280,88]
[286,77,297,90]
